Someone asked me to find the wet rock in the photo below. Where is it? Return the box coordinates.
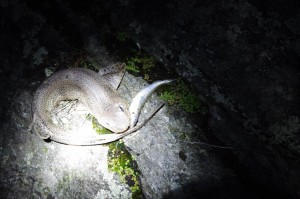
[0,89,132,198]
[99,0,300,198]
[1,0,299,198]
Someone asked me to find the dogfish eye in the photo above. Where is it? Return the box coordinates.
[119,105,125,112]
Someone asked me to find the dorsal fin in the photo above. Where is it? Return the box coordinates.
[98,63,126,89]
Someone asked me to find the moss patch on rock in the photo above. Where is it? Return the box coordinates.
[56,172,75,194]
[160,78,202,113]
[86,114,112,135]
[126,51,156,76]
[108,141,143,199]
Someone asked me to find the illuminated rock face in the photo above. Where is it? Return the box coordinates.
[102,1,300,198]
[0,76,219,199]
[0,0,299,199]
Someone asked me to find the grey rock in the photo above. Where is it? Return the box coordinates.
[1,0,299,198]
[1,89,132,198]
[100,0,300,197]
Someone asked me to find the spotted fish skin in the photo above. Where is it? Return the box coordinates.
[32,63,173,145]
[32,67,130,140]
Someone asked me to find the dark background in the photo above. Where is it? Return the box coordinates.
[0,0,299,198]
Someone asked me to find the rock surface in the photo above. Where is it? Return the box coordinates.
[0,0,299,199]
[100,0,300,198]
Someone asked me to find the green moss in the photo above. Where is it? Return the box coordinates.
[57,172,74,194]
[160,78,201,113]
[126,59,140,73]
[86,114,112,134]
[108,141,143,199]
[43,147,48,153]
[126,51,156,75]
[42,187,51,196]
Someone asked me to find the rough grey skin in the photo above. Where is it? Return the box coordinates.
[32,64,169,145]
[32,67,130,142]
